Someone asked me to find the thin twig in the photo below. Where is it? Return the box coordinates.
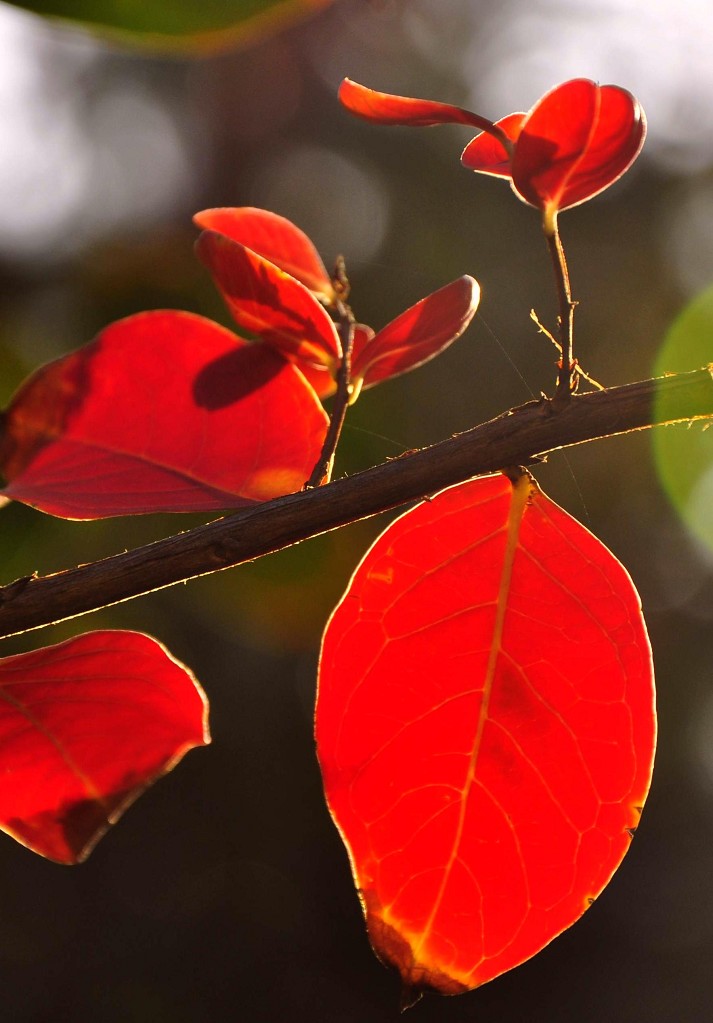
[530,309,604,390]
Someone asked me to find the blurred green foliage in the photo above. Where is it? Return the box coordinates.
[5,0,333,49]
[653,283,713,553]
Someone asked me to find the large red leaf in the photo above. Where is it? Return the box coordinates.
[195,230,342,370]
[0,631,209,864]
[510,79,646,213]
[350,276,479,394]
[316,473,655,1001]
[0,310,328,518]
[193,207,335,302]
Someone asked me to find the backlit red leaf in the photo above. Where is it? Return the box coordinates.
[350,276,479,394]
[292,360,339,399]
[0,631,209,864]
[460,112,527,177]
[195,230,341,369]
[193,207,335,301]
[0,310,328,518]
[317,473,655,1001]
[338,78,501,137]
[511,79,646,213]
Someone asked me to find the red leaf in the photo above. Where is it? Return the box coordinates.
[0,631,209,864]
[316,473,655,1001]
[350,277,479,393]
[0,310,328,518]
[460,112,527,177]
[511,79,646,213]
[193,207,335,302]
[195,230,341,370]
[338,78,500,136]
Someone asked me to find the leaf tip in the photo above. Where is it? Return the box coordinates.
[364,893,471,1001]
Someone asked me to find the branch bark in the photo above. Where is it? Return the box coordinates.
[1,366,711,639]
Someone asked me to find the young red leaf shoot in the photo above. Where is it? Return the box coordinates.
[317,473,656,1002]
[195,210,480,402]
[0,631,209,864]
[340,78,645,221]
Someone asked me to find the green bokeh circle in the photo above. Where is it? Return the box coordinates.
[653,283,713,552]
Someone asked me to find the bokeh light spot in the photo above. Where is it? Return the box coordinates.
[248,144,389,267]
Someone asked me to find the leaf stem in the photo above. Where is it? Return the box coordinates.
[544,211,577,405]
[467,115,515,159]
[305,301,355,488]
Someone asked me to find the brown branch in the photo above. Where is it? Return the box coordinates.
[0,366,712,639]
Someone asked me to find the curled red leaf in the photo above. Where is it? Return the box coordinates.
[510,79,646,213]
[462,79,646,215]
[0,310,328,518]
[195,230,342,369]
[338,78,499,134]
[317,472,656,1000]
[193,207,335,301]
[0,631,209,864]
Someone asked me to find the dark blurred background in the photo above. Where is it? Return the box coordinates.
[0,0,712,1019]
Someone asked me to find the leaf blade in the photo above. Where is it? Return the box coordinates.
[195,230,342,368]
[194,207,335,301]
[338,78,492,130]
[351,276,479,391]
[316,473,655,997]
[0,630,209,864]
[0,310,328,518]
[511,79,646,212]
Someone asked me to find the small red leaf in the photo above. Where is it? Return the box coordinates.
[338,78,497,135]
[193,207,335,301]
[511,79,646,213]
[0,631,209,864]
[350,277,479,392]
[460,112,527,177]
[195,230,341,369]
[0,310,328,518]
[317,473,655,999]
